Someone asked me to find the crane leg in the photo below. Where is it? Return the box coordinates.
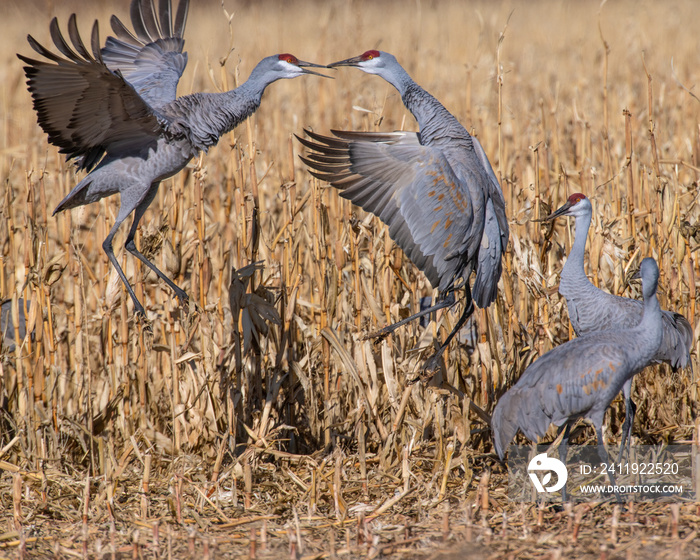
[557,423,571,502]
[124,182,189,307]
[421,285,475,377]
[619,379,636,460]
[595,426,623,503]
[364,290,457,340]
[103,219,147,318]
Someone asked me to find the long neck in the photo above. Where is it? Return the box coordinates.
[631,289,662,369]
[640,292,661,328]
[219,78,267,132]
[560,210,592,291]
[384,67,468,146]
[166,76,271,151]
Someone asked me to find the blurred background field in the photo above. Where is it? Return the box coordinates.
[1,0,699,557]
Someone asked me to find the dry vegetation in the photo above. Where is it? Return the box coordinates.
[1,0,700,557]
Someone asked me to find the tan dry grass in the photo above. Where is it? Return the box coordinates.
[1,0,700,557]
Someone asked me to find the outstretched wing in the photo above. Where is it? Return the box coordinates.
[297,129,476,292]
[102,0,189,109]
[17,14,168,171]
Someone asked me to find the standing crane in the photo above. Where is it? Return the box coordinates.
[18,0,327,317]
[492,257,664,494]
[543,193,693,452]
[296,50,508,373]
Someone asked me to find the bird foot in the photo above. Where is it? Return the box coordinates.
[133,303,147,320]
[406,373,421,385]
[174,288,189,308]
[188,298,204,316]
[612,491,625,505]
[363,326,392,342]
[133,309,153,334]
[420,354,442,382]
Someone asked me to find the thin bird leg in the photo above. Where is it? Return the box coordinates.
[103,219,147,318]
[619,378,637,460]
[364,290,457,341]
[421,285,475,377]
[124,183,189,307]
[557,423,571,502]
[595,425,623,503]
[557,423,571,463]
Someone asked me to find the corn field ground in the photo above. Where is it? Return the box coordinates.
[1,0,700,558]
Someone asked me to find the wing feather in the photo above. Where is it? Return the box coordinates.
[102,0,189,108]
[49,17,83,63]
[66,15,94,61]
[109,14,141,45]
[17,13,167,171]
[472,136,509,250]
[173,0,189,38]
[472,198,503,307]
[158,0,173,37]
[298,129,474,291]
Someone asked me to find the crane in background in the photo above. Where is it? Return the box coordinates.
[543,193,693,453]
[492,257,664,496]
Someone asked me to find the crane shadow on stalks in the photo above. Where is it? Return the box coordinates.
[218,262,284,447]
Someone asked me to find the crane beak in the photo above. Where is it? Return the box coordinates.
[297,60,333,78]
[326,55,364,68]
[535,200,574,222]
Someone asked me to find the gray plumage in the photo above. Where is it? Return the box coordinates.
[544,193,693,450]
[546,193,693,367]
[1,300,30,353]
[296,50,508,372]
[18,0,326,317]
[492,257,664,461]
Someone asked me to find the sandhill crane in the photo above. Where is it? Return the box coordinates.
[18,0,327,317]
[544,193,693,452]
[296,50,508,373]
[492,257,663,495]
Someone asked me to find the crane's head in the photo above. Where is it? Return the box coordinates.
[254,54,330,81]
[636,257,659,300]
[327,50,398,77]
[541,193,591,221]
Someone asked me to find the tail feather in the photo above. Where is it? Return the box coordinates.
[53,177,94,214]
[491,390,521,460]
[672,312,694,367]
[655,311,694,369]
